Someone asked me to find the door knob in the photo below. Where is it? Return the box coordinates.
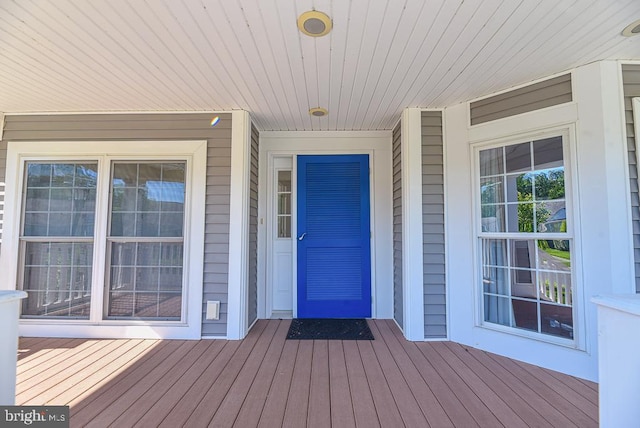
[298,232,307,241]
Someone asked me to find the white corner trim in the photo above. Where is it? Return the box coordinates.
[227,110,252,340]
[634,97,640,197]
[0,112,4,140]
[401,108,425,340]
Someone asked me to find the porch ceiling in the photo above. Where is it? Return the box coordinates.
[1,0,639,131]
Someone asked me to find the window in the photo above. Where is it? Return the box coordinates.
[106,162,185,320]
[478,134,574,340]
[276,170,291,238]
[18,161,188,321]
[20,163,97,318]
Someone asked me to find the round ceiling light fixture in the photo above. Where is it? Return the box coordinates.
[309,107,328,117]
[298,11,332,37]
[622,19,640,37]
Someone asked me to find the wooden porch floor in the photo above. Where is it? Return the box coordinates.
[16,319,598,427]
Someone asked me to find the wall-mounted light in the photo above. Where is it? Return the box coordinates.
[297,11,332,37]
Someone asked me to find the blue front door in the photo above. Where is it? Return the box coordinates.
[297,155,371,318]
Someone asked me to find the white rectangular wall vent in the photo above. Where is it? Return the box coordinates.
[206,300,220,320]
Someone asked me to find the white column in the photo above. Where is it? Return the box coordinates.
[592,295,640,428]
[227,110,252,340]
[0,291,27,405]
[401,108,425,340]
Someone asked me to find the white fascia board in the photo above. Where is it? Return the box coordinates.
[401,108,425,340]
[226,110,252,340]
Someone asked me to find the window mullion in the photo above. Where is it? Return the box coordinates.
[89,156,110,323]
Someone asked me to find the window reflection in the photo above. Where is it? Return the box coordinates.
[478,134,572,340]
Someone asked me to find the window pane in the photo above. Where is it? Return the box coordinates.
[27,163,51,187]
[482,239,508,267]
[278,194,291,215]
[511,269,537,298]
[278,216,291,238]
[511,240,534,269]
[506,173,532,203]
[136,243,161,266]
[479,147,503,177]
[136,268,160,291]
[108,292,134,317]
[483,267,509,295]
[23,213,48,236]
[481,205,505,232]
[505,142,531,173]
[106,242,183,320]
[507,203,533,233]
[159,213,184,237]
[484,295,511,326]
[50,188,73,211]
[480,177,504,205]
[536,201,565,233]
[533,168,565,200]
[111,162,185,238]
[133,293,182,318]
[21,242,92,319]
[534,137,563,170]
[25,188,49,211]
[112,188,137,212]
[537,240,571,270]
[278,171,291,192]
[512,299,538,332]
[159,267,183,291]
[23,162,98,237]
[539,273,572,305]
[136,212,160,237]
[110,266,135,291]
[113,163,138,186]
[540,303,573,338]
[51,164,75,187]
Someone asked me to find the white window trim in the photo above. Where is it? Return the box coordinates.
[0,140,207,339]
[471,125,585,349]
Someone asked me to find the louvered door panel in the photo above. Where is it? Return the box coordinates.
[297,155,371,318]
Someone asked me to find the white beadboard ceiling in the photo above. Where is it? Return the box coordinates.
[1,0,640,131]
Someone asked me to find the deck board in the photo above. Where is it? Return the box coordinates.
[342,340,380,428]
[132,340,227,427]
[111,340,215,426]
[374,320,453,427]
[383,320,481,427]
[256,339,299,428]
[327,341,356,427]
[16,320,598,427]
[367,322,429,427]
[178,320,271,427]
[442,341,575,428]
[282,340,313,428]
[234,320,289,427]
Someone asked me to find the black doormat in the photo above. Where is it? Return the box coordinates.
[286,318,374,340]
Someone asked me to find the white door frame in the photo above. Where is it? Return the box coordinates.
[257,131,394,320]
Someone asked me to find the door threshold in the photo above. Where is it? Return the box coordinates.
[271,310,293,319]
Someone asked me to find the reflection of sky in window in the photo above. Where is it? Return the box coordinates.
[146,181,184,203]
